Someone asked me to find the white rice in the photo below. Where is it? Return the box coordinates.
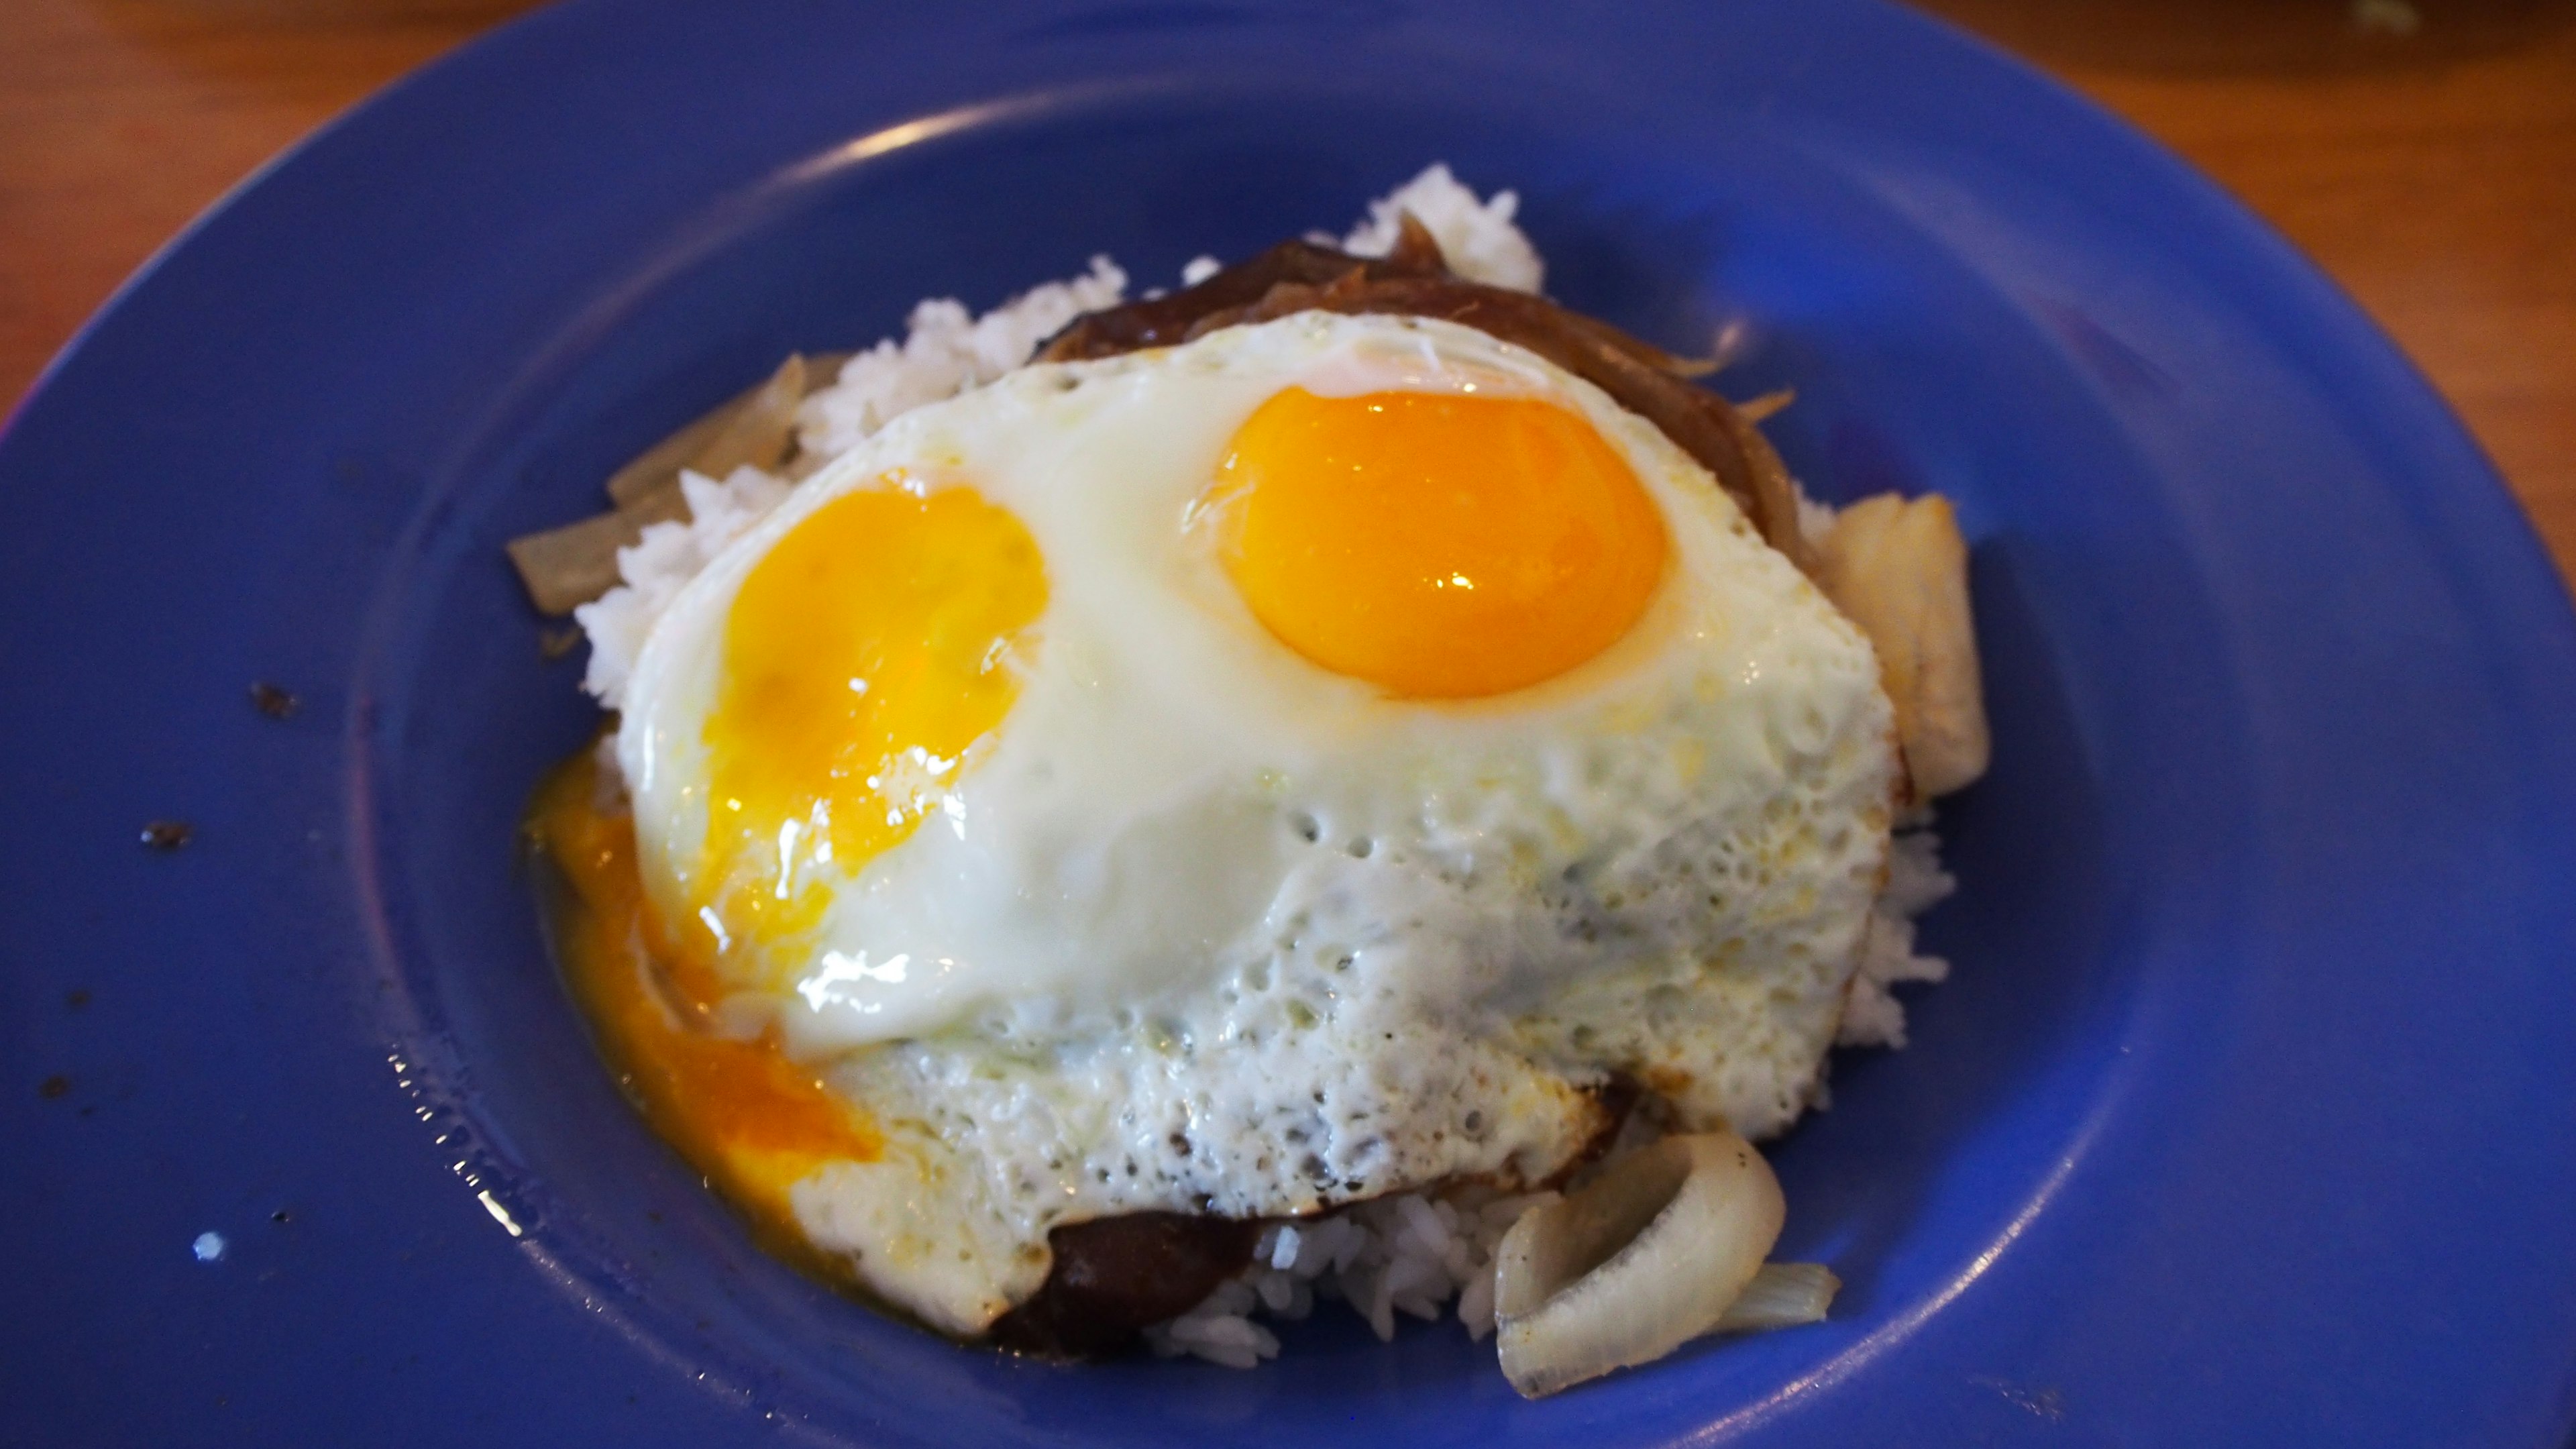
[1148,1185,1563,1363]
[794,256,1131,463]
[574,465,792,708]
[1836,826,1957,1051]
[568,162,1964,1364]
[1331,161,1545,293]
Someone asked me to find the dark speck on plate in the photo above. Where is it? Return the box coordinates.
[38,1075,71,1100]
[248,682,301,719]
[140,820,193,851]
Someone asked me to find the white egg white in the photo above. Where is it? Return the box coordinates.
[616,313,1899,1334]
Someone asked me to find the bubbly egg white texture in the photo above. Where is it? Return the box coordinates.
[616,313,1898,1334]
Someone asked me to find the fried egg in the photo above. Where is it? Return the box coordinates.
[604,312,1898,1334]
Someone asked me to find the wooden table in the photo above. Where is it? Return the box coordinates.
[4,0,2571,584]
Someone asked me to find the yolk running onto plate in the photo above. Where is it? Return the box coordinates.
[699,480,1046,953]
[526,751,881,1253]
[1210,388,1667,699]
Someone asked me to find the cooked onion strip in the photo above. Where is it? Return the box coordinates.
[600,351,848,508]
[686,352,806,481]
[603,391,741,509]
[1815,492,1990,798]
[504,482,691,616]
[1713,1261,1839,1332]
[1493,1131,1787,1399]
[511,352,845,616]
[1735,388,1794,424]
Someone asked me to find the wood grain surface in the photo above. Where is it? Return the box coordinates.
[3,0,2570,583]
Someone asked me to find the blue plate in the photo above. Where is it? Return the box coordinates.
[5,1,2573,1443]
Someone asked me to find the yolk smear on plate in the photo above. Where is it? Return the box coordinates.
[1212,388,1666,699]
[527,748,882,1254]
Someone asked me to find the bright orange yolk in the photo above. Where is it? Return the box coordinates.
[1209,388,1668,699]
[526,749,881,1270]
[696,480,1046,960]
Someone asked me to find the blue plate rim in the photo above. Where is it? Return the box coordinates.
[5,2,2574,1445]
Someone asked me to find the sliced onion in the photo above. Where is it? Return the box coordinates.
[1493,1130,1786,1399]
[514,352,849,616]
[686,352,806,480]
[1735,387,1795,424]
[1713,1261,1839,1332]
[1815,491,1990,798]
[504,481,691,616]
[602,350,846,508]
[603,388,745,508]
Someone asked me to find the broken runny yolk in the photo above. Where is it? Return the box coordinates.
[526,748,883,1260]
[690,478,1047,964]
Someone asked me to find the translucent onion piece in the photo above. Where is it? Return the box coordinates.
[602,350,847,507]
[1735,388,1795,425]
[1815,492,1990,798]
[515,352,850,615]
[686,352,806,481]
[604,388,745,508]
[1493,1131,1786,1399]
[1713,1262,1839,1332]
[505,479,691,616]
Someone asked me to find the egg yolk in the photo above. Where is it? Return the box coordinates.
[1209,388,1668,699]
[697,480,1046,957]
